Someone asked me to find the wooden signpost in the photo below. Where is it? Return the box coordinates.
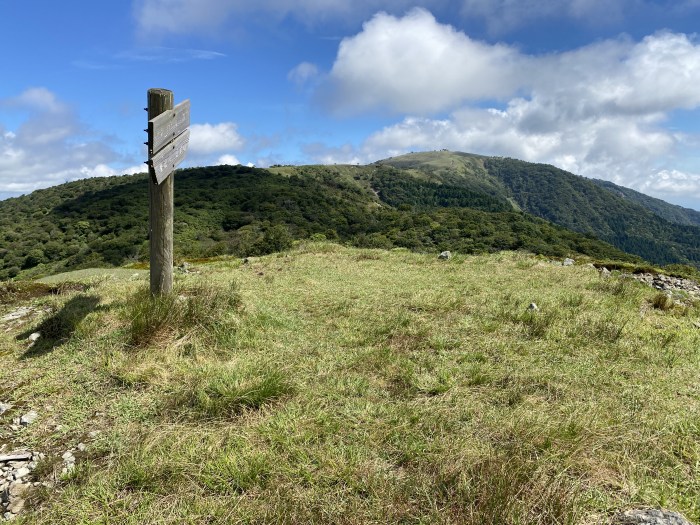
[146,88,190,295]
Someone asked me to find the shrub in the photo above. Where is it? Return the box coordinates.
[125,279,241,347]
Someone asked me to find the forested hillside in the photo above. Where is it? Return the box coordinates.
[590,177,700,227]
[379,152,700,267]
[0,163,637,280]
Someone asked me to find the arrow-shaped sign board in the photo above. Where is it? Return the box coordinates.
[148,99,190,155]
[150,128,190,184]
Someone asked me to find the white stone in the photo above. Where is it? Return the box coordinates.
[12,468,29,480]
[19,411,38,427]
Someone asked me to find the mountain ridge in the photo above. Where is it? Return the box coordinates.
[2,150,700,280]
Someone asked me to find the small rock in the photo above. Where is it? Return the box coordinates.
[0,307,34,323]
[27,333,41,343]
[12,468,29,481]
[8,498,24,514]
[77,443,86,452]
[0,403,11,416]
[61,451,74,462]
[528,303,539,311]
[611,508,694,524]
[438,251,451,260]
[87,430,101,438]
[600,267,611,277]
[19,411,37,427]
[8,483,28,498]
[563,258,574,266]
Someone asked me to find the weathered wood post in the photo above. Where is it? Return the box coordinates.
[146,89,190,295]
[147,88,174,295]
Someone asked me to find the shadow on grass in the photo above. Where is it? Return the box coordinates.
[17,295,102,358]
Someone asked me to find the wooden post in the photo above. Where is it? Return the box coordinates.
[148,88,174,295]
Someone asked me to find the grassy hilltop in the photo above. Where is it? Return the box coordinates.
[1,243,699,524]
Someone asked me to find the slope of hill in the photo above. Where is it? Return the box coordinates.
[1,245,698,523]
[590,177,700,227]
[0,164,637,281]
[378,152,700,267]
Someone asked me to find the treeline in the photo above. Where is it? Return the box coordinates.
[0,164,638,280]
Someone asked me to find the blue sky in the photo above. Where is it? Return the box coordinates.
[2,1,700,211]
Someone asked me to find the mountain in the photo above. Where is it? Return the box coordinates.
[0,162,638,280]
[377,151,700,267]
[589,178,700,227]
[4,150,700,281]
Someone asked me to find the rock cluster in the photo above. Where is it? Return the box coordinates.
[627,272,700,297]
[1,451,45,521]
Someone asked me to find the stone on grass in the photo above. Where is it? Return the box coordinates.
[438,251,451,260]
[528,303,539,311]
[611,508,694,525]
[563,258,575,266]
[19,412,37,427]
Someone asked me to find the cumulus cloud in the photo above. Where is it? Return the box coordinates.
[323,11,700,117]
[322,9,522,115]
[216,154,241,165]
[0,88,143,197]
[189,122,244,154]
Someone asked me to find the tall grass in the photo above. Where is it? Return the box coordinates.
[4,247,700,524]
[124,279,241,347]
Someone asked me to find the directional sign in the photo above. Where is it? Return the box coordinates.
[150,128,190,184]
[148,99,190,155]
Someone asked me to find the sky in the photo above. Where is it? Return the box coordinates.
[2,1,700,211]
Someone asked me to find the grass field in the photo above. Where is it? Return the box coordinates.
[1,243,699,524]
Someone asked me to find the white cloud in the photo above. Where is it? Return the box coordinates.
[322,9,521,114]
[638,169,700,199]
[288,62,320,86]
[189,122,244,154]
[115,47,226,62]
[323,12,700,117]
[216,154,241,165]
[6,87,67,113]
[0,88,143,197]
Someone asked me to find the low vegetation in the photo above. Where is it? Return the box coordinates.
[1,243,698,524]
